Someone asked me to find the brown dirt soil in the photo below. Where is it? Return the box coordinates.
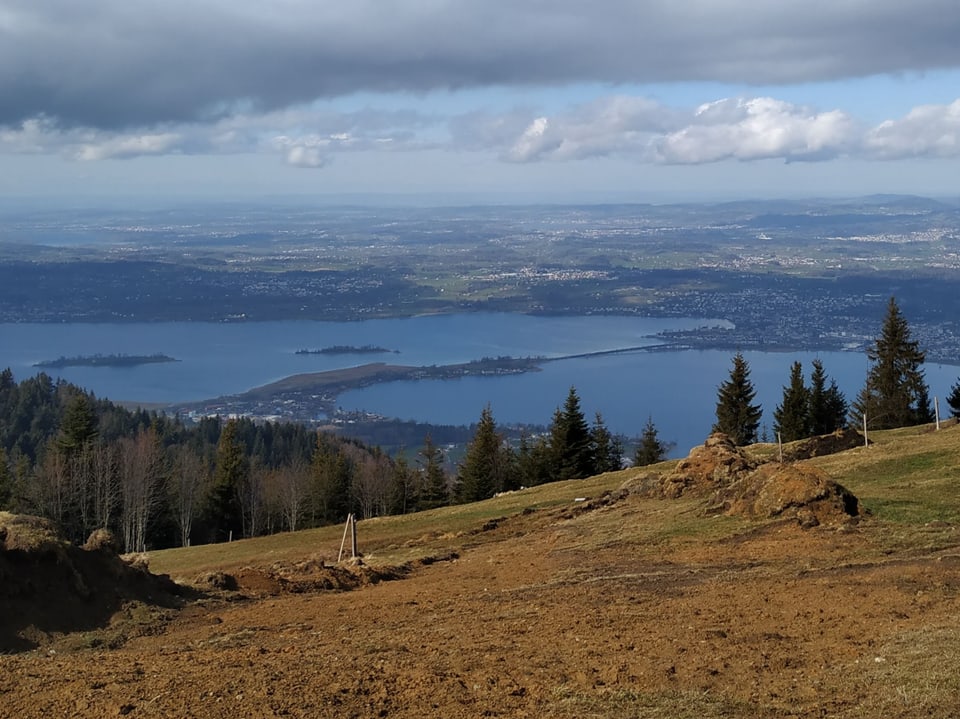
[3,491,960,717]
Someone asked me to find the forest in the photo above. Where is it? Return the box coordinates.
[0,369,657,553]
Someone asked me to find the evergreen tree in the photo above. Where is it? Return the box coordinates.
[310,434,351,524]
[713,353,762,446]
[550,387,595,480]
[852,297,931,430]
[773,361,811,442]
[457,405,506,502]
[516,432,553,487]
[57,392,99,459]
[0,447,12,510]
[634,417,667,466]
[206,419,247,540]
[387,454,418,515]
[418,434,449,509]
[947,381,960,419]
[809,359,847,434]
[590,413,622,473]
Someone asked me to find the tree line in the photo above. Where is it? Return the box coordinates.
[0,369,669,551]
[713,297,947,446]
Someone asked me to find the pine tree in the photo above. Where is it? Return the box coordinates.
[387,454,418,515]
[590,413,622,473]
[418,434,449,509]
[550,387,595,480]
[852,297,931,430]
[947,381,960,419]
[634,417,667,466]
[57,392,98,458]
[457,405,508,502]
[713,353,762,446]
[809,359,847,435]
[773,361,810,442]
[207,418,248,539]
[516,432,553,487]
[0,447,12,510]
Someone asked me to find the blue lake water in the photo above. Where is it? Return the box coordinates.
[1,314,957,456]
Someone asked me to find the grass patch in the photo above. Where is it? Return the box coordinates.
[850,627,960,718]
[147,472,631,579]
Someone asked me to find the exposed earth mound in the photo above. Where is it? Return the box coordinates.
[625,432,863,526]
[706,462,863,527]
[0,513,186,652]
[784,427,868,461]
[192,555,423,598]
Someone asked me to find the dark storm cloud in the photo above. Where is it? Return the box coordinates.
[3,0,960,130]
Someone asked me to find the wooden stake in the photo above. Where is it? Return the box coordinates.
[863,413,868,447]
[777,432,783,464]
[351,513,358,559]
[338,515,350,562]
[935,396,941,430]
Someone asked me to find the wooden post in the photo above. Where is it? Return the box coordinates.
[338,514,358,562]
[863,413,868,448]
[228,530,233,543]
[777,432,783,463]
[935,396,941,430]
[338,515,350,562]
[350,513,358,559]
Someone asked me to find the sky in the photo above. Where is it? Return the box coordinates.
[2,0,960,204]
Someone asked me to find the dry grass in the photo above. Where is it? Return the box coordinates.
[150,423,960,581]
[849,626,960,718]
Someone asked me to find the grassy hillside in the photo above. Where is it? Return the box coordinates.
[150,421,960,581]
[57,422,960,719]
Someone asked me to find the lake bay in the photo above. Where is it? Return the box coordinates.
[1,314,956,456]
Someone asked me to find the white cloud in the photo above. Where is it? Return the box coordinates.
[284,145,327,169]
[865,100,960,159]
[655,98,859,164]
[4,92,960,170]
[74,133,182,161]
[496,96,858,165]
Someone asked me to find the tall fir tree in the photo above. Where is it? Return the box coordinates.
[387,454,418,515]
[550,387,595,480]
[57,392,98,458]
[634,417,667,466]
[773,361,811,442]
[713,353,762,446]
[418,434,449,509]
[590,413,622,473]
[808,359,848,434]
[852,297,931,430]
[207,418,248,539]
[310,433,351,524]
[947,380,960,419]
[457,405,509,502]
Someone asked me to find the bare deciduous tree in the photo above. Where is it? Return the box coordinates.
[168,444,207,547]
[119,427,165,553]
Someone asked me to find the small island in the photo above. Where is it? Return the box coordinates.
[296,345,399,356]
[34,353,179,369]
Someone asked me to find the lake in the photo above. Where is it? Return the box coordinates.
[1,314,957,456]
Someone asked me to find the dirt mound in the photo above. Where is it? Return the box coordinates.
[0,513,187,653]
[626,433,757,499]
[706,462,864,526]
[623,433,863,527]
[193,556,424,598]
[784,428,868,461]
